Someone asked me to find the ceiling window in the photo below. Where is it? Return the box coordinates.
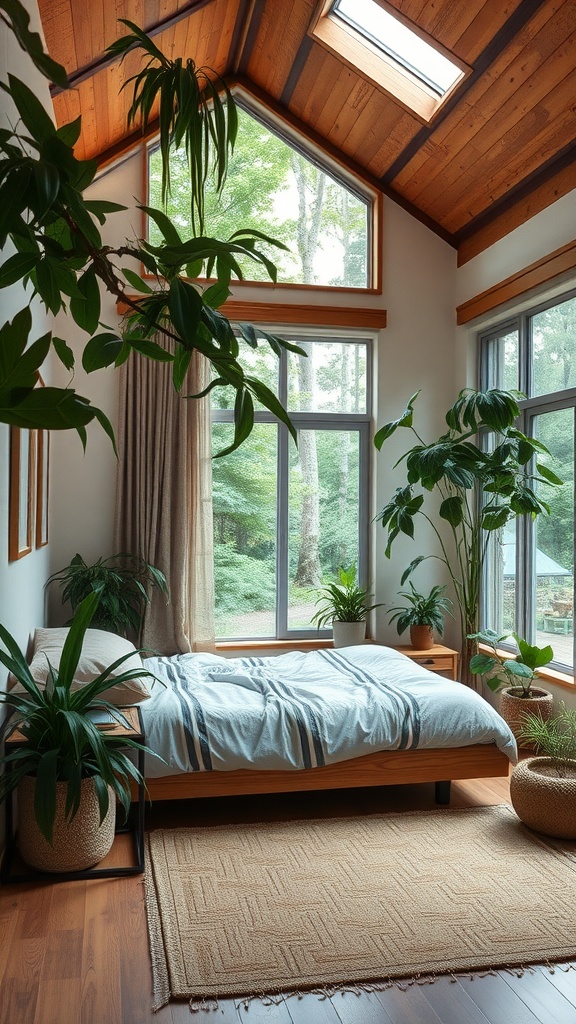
[332,0,462,96]
[311,0,468,122]
[147,98,375,290]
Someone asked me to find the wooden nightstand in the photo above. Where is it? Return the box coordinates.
[1,706,146,884]
[395,643,459,680]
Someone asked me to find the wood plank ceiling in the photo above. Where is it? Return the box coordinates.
[37,0,576,265]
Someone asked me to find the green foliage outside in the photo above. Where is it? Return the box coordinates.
[148,105,369,288]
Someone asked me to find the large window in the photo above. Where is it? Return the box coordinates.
[147,99,374,289]
[480,292,576,673]
[211,334,372,640]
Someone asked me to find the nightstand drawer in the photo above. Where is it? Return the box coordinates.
[394,644,459,681]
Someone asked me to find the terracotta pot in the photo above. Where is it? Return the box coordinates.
[510,757,576,840]
[409,624,434,650]
[332,620,366,649]
[18,776,116,873]
[499,687,553,749]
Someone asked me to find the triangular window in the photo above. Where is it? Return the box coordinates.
[147,95,376,290]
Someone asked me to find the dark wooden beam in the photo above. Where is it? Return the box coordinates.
[50,0,214,98]
[453,141,576,246]
[232,0,266,76]
[381,0,549,185]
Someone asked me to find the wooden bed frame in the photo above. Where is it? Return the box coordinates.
[142,743,510,805]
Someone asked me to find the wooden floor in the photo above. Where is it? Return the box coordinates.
[1,773,576,1024]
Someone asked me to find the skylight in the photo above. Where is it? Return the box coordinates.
[332,0,462,96]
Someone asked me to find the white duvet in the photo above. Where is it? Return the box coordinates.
[140,644,517,778]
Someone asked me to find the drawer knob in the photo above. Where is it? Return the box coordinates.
[423,658,434,664]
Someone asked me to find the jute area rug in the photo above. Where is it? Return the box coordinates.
[144,804,576,1009]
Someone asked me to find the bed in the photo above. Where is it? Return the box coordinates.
[138,644,516,805]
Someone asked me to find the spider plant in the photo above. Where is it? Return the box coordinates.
[0,591,159,844]
[517,703,576,774]
[311,564,382,628]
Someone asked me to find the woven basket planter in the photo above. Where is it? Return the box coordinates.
[499,687,553,749]
[510,757,576,840]
[18,776,116,873]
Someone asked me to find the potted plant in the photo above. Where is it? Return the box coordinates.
[310,564,382,648]
[374,389,562,686]
[387,582,452,650]
[469,629,554,744]
[47,553,169,642]
[0,591,157,873]
[509,704,576,839]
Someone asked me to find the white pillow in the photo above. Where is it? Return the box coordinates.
[18,627,151,706]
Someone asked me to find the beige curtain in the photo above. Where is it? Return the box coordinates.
[114,349,215,655]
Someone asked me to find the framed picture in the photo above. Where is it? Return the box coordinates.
[35,428,49,548]
[9,427,36,561]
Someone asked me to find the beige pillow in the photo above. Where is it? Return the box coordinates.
[18,627,151,706]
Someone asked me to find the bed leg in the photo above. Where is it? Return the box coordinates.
[435,781,451,805]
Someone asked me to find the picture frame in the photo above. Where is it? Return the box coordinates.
[8,426,36,561]
[35,428,49,548]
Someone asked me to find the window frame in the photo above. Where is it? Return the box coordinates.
[479,288,576,676]
[144,88,381,293]
[211,330,374,642]
[310,0,469,124]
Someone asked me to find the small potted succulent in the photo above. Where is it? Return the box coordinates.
[468,629,554,744]
[387,582,452,650]
[510,704,576,839]
[311,563,382,648]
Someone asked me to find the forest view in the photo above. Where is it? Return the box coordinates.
[148,102,370,288]
[488,296,576,667]
[149,102,373,637]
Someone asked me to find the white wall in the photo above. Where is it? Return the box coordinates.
[0,0,53,669]
[374,199,458,648]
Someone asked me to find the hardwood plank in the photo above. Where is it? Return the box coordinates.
[375,983,446,1024]
[237,997,294,1023]
[327,989,394,1023]
[418,974,495,1024]
[285,991,343,1024]
[504,967,576,1024]
[80,878,123,1024]
[458,973,548,1024]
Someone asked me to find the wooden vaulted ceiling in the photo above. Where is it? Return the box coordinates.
[37,0,576,265]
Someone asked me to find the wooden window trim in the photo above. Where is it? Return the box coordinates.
[309,0,469,125]
[457,241,576,325]
[117,296,387,331]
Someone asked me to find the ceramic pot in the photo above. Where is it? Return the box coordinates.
[510,757,576,839]
[332,620,366,648]
[409,624,434,650]
[18,775,116,873]
[499,687,553,749]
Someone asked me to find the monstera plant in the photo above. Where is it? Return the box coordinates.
[0,0,301,453]
[374,388,562,686]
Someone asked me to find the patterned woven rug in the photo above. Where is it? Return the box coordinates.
[144,804,576,1008]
